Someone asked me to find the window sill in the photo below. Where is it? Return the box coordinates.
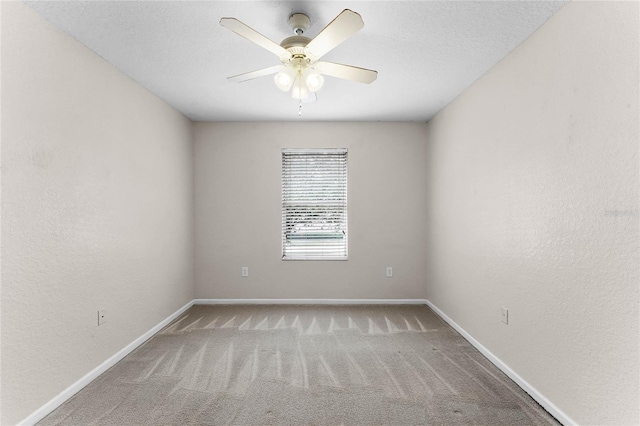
[282,257,348,261]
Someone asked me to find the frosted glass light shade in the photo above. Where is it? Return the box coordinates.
[274,69,294,91]
[291,77,309,100]
[304,71,324,92]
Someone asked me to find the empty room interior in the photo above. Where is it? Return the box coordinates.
[1,1,638,425]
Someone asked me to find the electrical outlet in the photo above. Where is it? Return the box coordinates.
[98,310,107,326]
[386,267,393,277]
[501,307,509,325]
[241,267,249,277]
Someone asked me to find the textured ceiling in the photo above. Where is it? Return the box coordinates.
[25,1,567,122]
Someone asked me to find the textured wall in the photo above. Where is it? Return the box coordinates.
[424,1,639,425]
[1,3,194,424]
[194,122,428,300]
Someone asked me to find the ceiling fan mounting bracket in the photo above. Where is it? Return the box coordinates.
[288,13,310,35]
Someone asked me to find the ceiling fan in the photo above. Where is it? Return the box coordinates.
[219,9,378,103]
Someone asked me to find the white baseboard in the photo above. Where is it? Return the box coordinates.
[424,299,574,426]
[194,298,429,305]
[18,300,195,426]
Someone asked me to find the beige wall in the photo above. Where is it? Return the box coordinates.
[194,122,428,300]
[4,1,637,424]
[424,1,639,425]
[1,3,194,424]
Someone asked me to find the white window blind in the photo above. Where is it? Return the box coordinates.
[282,148,348,260]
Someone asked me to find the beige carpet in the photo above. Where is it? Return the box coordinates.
[39,305,559,425]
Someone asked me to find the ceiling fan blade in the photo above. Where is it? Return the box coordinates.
[228,65,284,83]
[316,62,378,84]
[304,9,364,59]
[220,18,290,60]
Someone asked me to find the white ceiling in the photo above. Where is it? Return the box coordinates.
[25,1,567,122]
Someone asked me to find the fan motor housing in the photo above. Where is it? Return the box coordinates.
[282,14,315,64]
[280,36,311,52]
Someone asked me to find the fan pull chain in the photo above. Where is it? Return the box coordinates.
[298,100,303,117]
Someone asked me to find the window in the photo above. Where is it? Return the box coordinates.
[282,148,348,260]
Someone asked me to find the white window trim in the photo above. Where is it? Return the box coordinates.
[282,148,348,261]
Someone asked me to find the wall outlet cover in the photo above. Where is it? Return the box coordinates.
[501,307,509,325]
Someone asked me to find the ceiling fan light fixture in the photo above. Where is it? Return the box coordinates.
[274,69,295,91]
[304,70,324,92]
